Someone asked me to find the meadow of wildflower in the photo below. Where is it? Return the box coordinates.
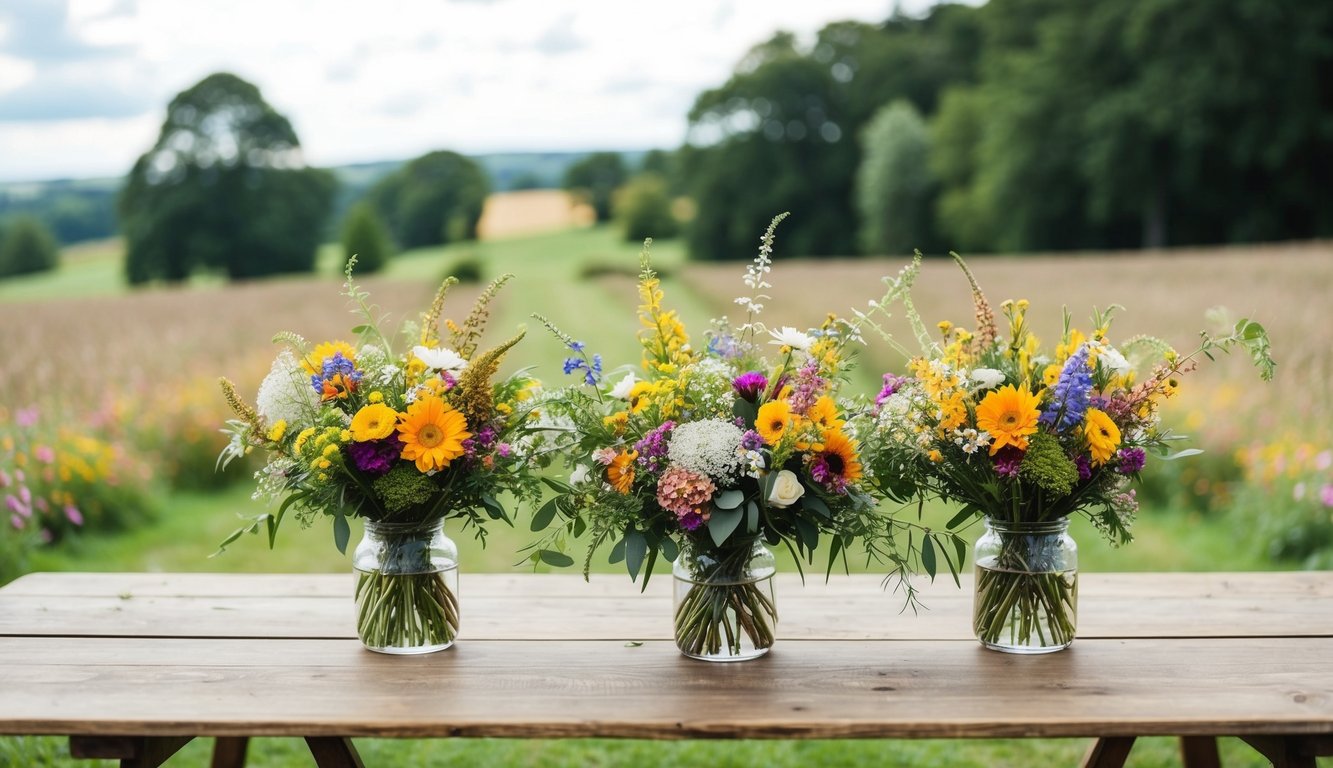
[0,223,1328,768]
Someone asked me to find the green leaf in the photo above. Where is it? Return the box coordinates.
[953,535,968,573]
[945,507,977,530]
[1162,448,1204,461]
[660,537,679,563]
[609,537,626,564]
[572,516,587,538]
[538,549,574,568]
[333,513,351,555]
[708,506,743,547]
[350,324,371,335]
[803,495,831,518]
[794,517,819,554]
[921,536,937,580]
[732,397,758,427]
[540,477,571,494]
[625,531,648,581]
[714,489,744,510]
[530,498,559,531]
[745,500,759,535]
[480,494,506,520]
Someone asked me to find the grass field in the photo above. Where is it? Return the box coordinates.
[1,224,1329,768]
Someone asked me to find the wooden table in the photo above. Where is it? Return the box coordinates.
[1,571,1330,768]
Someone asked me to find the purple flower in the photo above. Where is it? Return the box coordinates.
[1319,484,1333,508]
[740,430,764,452]
[732,372,768,402]
[310,352,362,393]
[993,447,1024,479]
[788,359,826,415]
[677,508,707,531]
[1040,345,1093,432]
[1115,447,1146,475]
[1075,455,1092,481]
[65,506,83,526]
[634,420,675,472]
[875,374,907,412]
[496,443,512,458]
[9,514,21,531]
[347,436,402,476]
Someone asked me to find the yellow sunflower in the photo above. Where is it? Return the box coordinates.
[975,384,1041,456]
[301,340,357,375]
[1083,408,1121,466]
[350,403,399,442]
[814,428,863,486]
[627,381,654,414]
[606,449,639,494]
[397,395,471,472]
[756,400,792,445]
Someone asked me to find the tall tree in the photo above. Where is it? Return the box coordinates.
[370,151,490,250]
[341,203,394,274]
[856,100,938,255]
[119,73,335,284]
[562,152,628,222]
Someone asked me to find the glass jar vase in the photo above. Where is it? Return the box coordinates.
[672,539,777,662]
[972,517,1078,654]
[352,518,460,654]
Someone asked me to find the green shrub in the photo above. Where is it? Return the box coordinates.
[0,216,59,277]
[444,255,484,284]
[341,203,394,274]
[856,100,937,255]
[613,174,679,242]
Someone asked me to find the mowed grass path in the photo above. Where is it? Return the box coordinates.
[4,226,1326,768]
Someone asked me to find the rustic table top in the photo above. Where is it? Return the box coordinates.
[0,571,1330,740]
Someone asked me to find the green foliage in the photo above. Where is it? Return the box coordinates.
[340,203,393,274]
[613,173,679,242]
[119,73,335,284]
[681,12,983,262]
[856,100,938,255]
[562,151,628,222]
[444,255,484,284]
[0,215,59,277]
[370,150,490,250]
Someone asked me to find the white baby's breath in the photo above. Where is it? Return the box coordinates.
[256,351,318,427]
[667,419,745,484]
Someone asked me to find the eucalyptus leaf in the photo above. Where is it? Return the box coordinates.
[625,531,648,581]
[714,489,744,510]
[609,537,627,564]
[538,549,574,568]
[708,506,743,547]
[745,500,759,535]
[794,517,818,553]
[333,513,351,555]
[922,536,937,580]
[803,495,831,518]
[530,498,558,531]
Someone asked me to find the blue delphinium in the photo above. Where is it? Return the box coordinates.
[562,340,603,387]
[310,352,362,393]
[1040,344,1092,431]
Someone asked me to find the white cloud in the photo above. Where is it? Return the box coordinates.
[0,54,36,94]
[0,0,957,181]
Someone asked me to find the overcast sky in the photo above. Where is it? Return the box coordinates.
[0,0,962,183]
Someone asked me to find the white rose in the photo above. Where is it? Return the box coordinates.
[569,465,591,485]
[412,345,468,375]
[969,368,1006,390]
[768,326,815,352]
[766,469,806,508]
[608,373,638,400]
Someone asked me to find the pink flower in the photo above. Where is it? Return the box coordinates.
[593,447,618,466]
[655,466,716,529]
[10,514,22,530]
[1320,484,1333,509]
[65,506,84,526]
[34,445,55,464]
[16,407,38,428]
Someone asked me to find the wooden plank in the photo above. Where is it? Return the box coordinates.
[2,637,1330,740]
[3,572,1330,641]
[1080,736,1136,768]
[210,736,248,768]
[304,737,364,768]
[1240,735,1318,767]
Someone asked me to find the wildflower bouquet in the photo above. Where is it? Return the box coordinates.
[858,253,1275,652]
[218,264,543,653]
[530,215,900,661]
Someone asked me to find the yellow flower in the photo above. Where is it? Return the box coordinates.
[294,427,316,453]
[806,396,843,431]
[603,411,629,434]
[266,420,287,442]
[301,341,357,375]
[975,384,1042,456]
[1083,408,1121,465]
[756,400,792,445]
[627,381,654,414]
[928,449,944,463]
[368,391,385,404]
[1043,364,1063,388]
[606,449,638,494]
[496,402,513,416]
[321,443,339,458]
[350,403,399,442]
[397,395,472,473]
[339,430,353,443]
[317,459,331,470]
[815,429,863,485]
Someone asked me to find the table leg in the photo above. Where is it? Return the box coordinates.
[1080,736,1136,768]
[1240,735,1320,768]
[211,736,249,768]
[68,735,193,768]
[305,737,365,768]
[1180,736,1221,768]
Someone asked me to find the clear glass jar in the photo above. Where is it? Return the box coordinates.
[352,518,460,654]
[671,539,777,662]
[972,517,1078,654]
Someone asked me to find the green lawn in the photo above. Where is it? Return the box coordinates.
[0,226,1301,768]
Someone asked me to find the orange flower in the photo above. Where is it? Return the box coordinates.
[397,395,471,473]
[806,395,843,431]
[606,449,639,494]
[756,400,792,445]
[975,384,1041,456]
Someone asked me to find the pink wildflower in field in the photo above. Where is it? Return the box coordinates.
[1320,484,1333,509]
[65,506,83,526]
[16,408,38,428]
